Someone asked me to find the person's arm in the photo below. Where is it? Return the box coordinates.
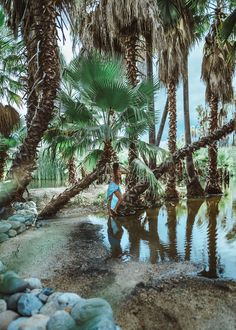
[113,190,123,213]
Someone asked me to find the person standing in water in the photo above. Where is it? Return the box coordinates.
[107,162,123,215]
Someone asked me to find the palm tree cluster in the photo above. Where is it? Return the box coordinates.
[0,0,235,217]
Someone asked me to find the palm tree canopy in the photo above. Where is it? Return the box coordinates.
[0,103,20,136]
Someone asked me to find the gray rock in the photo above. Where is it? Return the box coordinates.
[0,233,9,243]
[8,229,17,238]
[7,293,24,311]
[71,298,113,325]
[0,260,6,273]
[8,314,49,330]
[0,222,12,233]
[17,224,26,234]
[30,289,42,296]
[79,315,116,330]
[38,293,48,303]
[0,310,19,330]
[0,272,28,294]
[40,301,60,317]
[6,221,21,230]
[13,202,25,211]
[17,293,43,316]
[7,215,33,223]
[57,293,82,309]
[46,310,76,330]
[24,278,42,290]
[47,292,62,303]
[25,201,37,209]
[0,299,7,313]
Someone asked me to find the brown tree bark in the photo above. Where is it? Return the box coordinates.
[68,156,77,185]
[205,94,222,195]
[183,57,204,198]
[146,32,156,169]
[156,97,168,147]
[165,80,179,200]
[0,0,60,205]
[0,150,7,181]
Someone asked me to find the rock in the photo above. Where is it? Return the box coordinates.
[47,292,62,303]
[0,272,28,294]
[71,298,113,325]
[0,310,19,330]
[41,288,54,296]
[7,214,34,223]
[7,293,24,311]
[0,222,12,233]
[17,224,26,234]
[0,299,7,312]
[8,230,17,238]
[24,278,42,290]
[17,293,43,316]
[38,293,48,303]
[40,301,60,317]
[79,315,116,330]
[0,260,6,273]
[25,201,36,209]
[8,314,49,330]
[57,293,82,309]
[6,221,21,230]
[46,310,76,330]
[30,289,42,296]
[0,233,9,243]
[13,202,25,211]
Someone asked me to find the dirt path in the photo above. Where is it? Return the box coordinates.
[1,215,236,330]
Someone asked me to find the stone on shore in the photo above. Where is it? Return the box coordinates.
[8,314,49,330]
[71,298,113,325]
[47,310,76,330]
[0,272,28,295]
[0,299,7,313]
[17,294,43,316]
[0,310,20,330]
[8,230,17,238]
[24,278,42,290]
[0,260,6,273]
[0,233,9,243]
[0,222,12,233]
[7,293,24,312]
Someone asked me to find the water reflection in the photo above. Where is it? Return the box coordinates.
[104,181,236,280]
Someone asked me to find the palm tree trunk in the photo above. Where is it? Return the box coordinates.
[68,156,77,185]
[118,118,235,215]
[146,32,156,169]
[156,97,168,147]
[183,57,204,198]
[165,80,179,200]
[3,0,60,202]
[39,140,117,218]
[0,150,7,181]
[205,94,222,195]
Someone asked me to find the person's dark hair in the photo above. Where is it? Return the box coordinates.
[113,162,120,183]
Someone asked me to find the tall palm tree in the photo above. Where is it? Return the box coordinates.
[0,103,20,180]
[0,0,77,205]
[201,2,235,195]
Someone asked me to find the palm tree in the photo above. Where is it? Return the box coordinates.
[38,54,156,217]
[0,103,20,180]
[0,0,77,204]
[201,2,235,195]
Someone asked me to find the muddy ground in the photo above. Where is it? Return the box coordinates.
[0,186,236,329]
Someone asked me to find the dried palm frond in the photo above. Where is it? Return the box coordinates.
[0,103,20,136]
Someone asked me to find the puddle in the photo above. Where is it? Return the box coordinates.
[88,180,236,280]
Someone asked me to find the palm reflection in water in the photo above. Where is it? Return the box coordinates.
[106,194,233,279]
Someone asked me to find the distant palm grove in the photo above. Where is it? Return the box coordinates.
[0,0,235,217]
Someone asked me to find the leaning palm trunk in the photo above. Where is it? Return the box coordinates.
[0,150,7,181]
[39,141,117,218]
[118,118,235,215]
[156,97,168,147]
[68,156,77,185]
[183,57,204,198]
[165,80,179,200]
[205,94,222,195]
[1,0,60,204]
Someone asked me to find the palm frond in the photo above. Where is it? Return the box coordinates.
[132,158,163,195]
